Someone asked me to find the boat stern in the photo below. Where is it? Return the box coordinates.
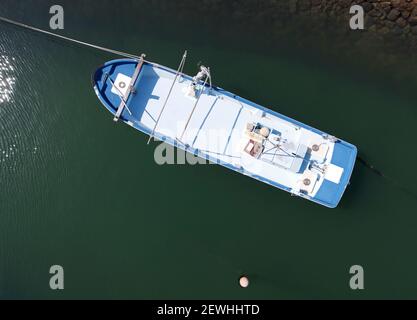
[313,141,357,208]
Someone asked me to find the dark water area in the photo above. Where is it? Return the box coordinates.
[1,0,417,299]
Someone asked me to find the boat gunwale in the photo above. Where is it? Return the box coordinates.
[92,58,358,208]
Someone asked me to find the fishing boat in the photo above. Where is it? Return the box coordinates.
[92,53,357,208]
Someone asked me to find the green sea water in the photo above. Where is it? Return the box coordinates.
[1,0,417,299]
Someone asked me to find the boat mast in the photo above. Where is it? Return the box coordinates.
[147,51,188,144]
[113,54,146,122]
[178,76,209,143]
[178,66,212,143]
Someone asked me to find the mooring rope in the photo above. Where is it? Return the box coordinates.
[0,16,141,60]
[357,154,417,200]
[357,156,385,178]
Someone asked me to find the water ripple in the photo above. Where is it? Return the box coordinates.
[0,28,70,220]
[0,54,16,104]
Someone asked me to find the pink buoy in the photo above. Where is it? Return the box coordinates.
[239,276,249,288]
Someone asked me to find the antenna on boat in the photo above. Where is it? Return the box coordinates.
[147,50,188,144]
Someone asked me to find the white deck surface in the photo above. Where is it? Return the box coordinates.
[125,65,339,196]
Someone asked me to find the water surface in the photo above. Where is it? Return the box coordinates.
[1,0,417,299]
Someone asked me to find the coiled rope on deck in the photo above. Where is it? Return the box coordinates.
[0,16,141,60]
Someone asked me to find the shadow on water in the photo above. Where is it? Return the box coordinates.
[357,154,417,201]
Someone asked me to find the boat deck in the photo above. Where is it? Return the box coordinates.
[93,59,357,208]
[120,63,332,195]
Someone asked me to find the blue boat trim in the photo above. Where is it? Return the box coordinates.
[92,58,358,208]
